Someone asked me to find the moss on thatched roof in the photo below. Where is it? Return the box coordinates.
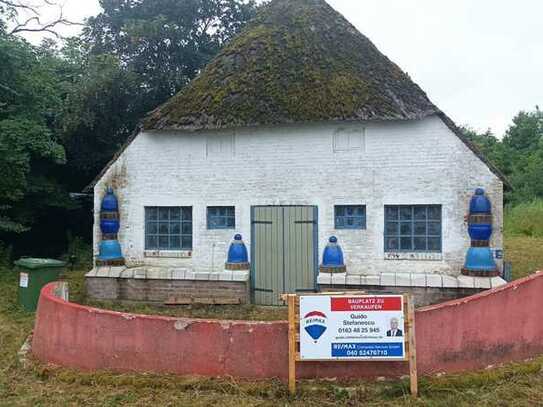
[143,0,438,131]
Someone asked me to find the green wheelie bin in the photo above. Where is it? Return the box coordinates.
[15,258,66,312]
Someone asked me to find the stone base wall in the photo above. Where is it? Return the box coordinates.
[86,277,249,305]
[319,284,482,307]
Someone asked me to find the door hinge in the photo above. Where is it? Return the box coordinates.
[253,287,274,293]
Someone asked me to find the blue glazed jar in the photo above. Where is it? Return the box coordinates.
[98,240,123,261]
[464,247,497,272]
[322,236,345,267]
[468,223,493,241]
[469,188,491,214]
[227,234,249,264]
[101,187,119,212]
[100,218,120,234]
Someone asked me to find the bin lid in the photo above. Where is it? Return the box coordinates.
[14,258,67,269]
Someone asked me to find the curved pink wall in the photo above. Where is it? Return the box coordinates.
[33,272,543,380]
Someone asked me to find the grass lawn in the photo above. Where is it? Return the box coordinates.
[1,235,543,406]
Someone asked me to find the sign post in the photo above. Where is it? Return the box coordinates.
[283,292,417,397]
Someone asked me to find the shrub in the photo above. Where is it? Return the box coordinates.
[0,242,13,271]
[62,234,93,270]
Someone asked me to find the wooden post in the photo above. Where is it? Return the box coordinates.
[407,295,418,397]
[287,294,297,395]
[283,292,417,397]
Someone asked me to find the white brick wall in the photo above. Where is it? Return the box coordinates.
[93,115,503,277]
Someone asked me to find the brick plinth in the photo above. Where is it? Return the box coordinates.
[86,277,249,304]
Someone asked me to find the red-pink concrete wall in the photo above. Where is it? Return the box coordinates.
[32,272,543,380]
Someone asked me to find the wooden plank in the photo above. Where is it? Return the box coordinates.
[287,294,297,395]
[407,295,418,397]
[296,357,408,362]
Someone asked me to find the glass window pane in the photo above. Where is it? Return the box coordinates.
[414,222,426,235]
[428,237,441,251]
[170,236,181,249]
[428,206,441,220]
[146,207,158,221]
[159,207,169,221]
[159,236,169,249]
[353,217,363,228]
[385,221,398,235]
[400,237,412,250]
[159,222,169,234]
[182,236,192,249]
[226,217,235,228]
[170,207,181,220]
[385,238,399,251]
[170,222,180,234]
[414,237,427,251]
[182,222,192,234]
[414,206,427,220]
[385,206,398,220]
[400,207,412,220]
[147,222,158,234]
[400,222,412,235]
[428,222,441,236]
[182,207,192,221]
[146,235,158,249]
[336,206,365,229]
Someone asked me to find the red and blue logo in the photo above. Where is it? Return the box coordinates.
[303,311,327,342]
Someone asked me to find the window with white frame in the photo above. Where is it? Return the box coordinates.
[384,205,442,252]
[335,205,366,229]
[207,206,235,229]
[145,207,192,250]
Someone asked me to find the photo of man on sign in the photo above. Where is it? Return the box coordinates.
[386,317,403,337]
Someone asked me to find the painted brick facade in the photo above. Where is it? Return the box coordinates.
[93,115,503,278]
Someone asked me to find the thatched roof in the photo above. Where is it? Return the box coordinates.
[85,0,510,190]
[143,0,438,131]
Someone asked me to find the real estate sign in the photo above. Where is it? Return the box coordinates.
[299,294,405,360]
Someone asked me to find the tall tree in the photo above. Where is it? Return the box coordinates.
[0,29,68,233]
[85,0,257,108]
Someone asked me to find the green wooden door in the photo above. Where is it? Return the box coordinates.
[251,206,317,305]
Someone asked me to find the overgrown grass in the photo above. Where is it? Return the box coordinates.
[505,199,543,238]
[504,236,543,280]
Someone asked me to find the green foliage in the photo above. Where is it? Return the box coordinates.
[86,0,258,108]
[0,32,68,234]
[60,48,141,184]
[63,233,93,269]
[0,241,12,269]
[504,199,543,238]
[464,107,543,205]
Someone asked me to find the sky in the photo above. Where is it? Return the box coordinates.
[18,0,543,137]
